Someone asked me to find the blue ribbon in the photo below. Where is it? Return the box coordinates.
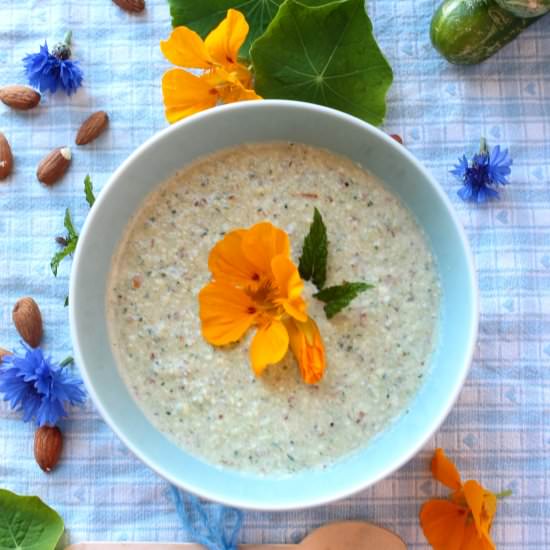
[170,485,243,550]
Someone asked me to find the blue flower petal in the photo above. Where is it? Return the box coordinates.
[0,344,86,426]
[22,41,83,96]
[453,141,512,204]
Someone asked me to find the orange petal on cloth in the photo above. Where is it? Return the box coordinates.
[161,69,218,123]
[420,499,469,550]
[481,491,497,534]
[463,480,497,542]
[205,8,249,66]
[249,320,289,376]
[208,229,265,287]
[199,280,257,345]
[460,521,496,550]
[160,26,213,69]
[241,222,290,276]
[432,448,463,491]
[285,317,326,384]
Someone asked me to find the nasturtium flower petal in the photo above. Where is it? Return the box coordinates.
[199,281,256,345]
[161,69,218,123]
[208,229,265,287]
[463,480,497,542]
[161,26,213,69]
[241,222,290,276]
[432,448,462,491]
[481,492,497,534]
[271,255,304,300]
[219,82,262,104]
[250,320,289,375]
[271,254,307,322]
[422,450,500,550]
[205,8,249,66]
[460,521,495,550]
[419,499,468,550]
[285,317,325,384]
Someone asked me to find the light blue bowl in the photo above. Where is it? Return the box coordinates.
[70,100,478,510]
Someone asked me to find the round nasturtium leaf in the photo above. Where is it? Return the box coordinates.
[250,0,393,126]
[0,489,64,550]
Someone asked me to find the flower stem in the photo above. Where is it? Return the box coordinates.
[479,137,488,155]
[59,355,74,367]
[63,30,72,47]
[495,489,513,499]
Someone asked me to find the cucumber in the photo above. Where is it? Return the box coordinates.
[431,0,540,65]
[496,0,550,17]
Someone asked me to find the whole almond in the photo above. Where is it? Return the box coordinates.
[76,111,109,145]
[112,0,145,13]
[34,426,63,473]
[0,347,12,363]
[12,297,43,348]
[0,85,41,110]
[0,132,13,180]
[36,147,71,185]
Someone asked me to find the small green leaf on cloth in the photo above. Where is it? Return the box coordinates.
[298,207,328,290]
[0,489,64,550]
[250,0,393,126]
[63,208,78,241]
[167,0,284,57]
[314,281,373,319]
[84,174,95,207]
[51,233,77,277]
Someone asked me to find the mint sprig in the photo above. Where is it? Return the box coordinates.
[51,208,78,277]
[0,489,64,550]
[298,207,328,290]
[314,282,374,319]
[51,175,95,277]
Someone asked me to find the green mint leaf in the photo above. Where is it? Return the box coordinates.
[314,281,374,319]
[50,238,77,277]
[250,0,393,126]
[167,0,283,58]
[298,208,328,290]
[84,175,95,208]
[0,489,64,550]
[63,208,78,241]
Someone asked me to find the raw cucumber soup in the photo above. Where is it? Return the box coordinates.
[107,142,440,475]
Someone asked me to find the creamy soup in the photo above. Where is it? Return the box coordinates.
[107,142,440,475]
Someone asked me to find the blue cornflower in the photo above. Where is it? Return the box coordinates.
[451,139,513,203]
[0,343,86,426]
[23,32,83,96]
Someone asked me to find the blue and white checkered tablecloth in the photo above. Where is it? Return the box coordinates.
[1,1,549,548]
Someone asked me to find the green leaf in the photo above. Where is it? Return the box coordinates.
[167,0,284,58]
[314,281,373,319]
[59,356,74,367]
[298,207,328,290]
[250,0,393,126]
[63,208,78,241]
[64,296,69,307]
[0,489,64,550]
[50,238,77,277]
[84,175,95,208]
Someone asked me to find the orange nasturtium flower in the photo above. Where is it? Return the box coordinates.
[420,449,508,550]
[160,9,261,123]
[198,222,326,384]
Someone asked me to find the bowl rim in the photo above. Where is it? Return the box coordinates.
[70,99,479,510]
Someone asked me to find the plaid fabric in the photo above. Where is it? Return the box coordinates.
[0,1,548,548]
